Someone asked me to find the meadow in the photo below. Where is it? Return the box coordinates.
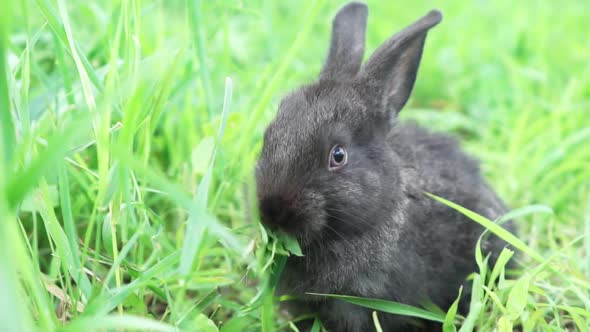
[1,0,589,331]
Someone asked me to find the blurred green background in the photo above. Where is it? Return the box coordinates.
[1,0,589,331]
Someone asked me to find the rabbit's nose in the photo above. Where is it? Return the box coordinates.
[259,195,297,228]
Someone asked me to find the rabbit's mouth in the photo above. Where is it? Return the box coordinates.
[258,191,328,246]
[260,200,302,233]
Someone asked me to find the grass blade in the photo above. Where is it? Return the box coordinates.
[63,314,179,332]
[458,275,483,332]
[188,0,214,116]
[496,204,553,225]
[0,215,34,332]
[307,293,445,323]
[310,317,322,332]
[0,0,14,166]
[34,0,104,93]
[180,77,233,276]
[586,197,590,275]
[443,287,463,332]
[372,311,384,332]
[37,180,93,298]
[85,252,179,316]
[425,193,545,263]
[56,0,96,110]
[488,248,514,288]
[5,114,90,210]
[505,275,530,321]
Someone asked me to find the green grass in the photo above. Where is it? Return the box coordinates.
[2,0,589,331]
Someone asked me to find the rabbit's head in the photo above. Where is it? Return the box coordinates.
[256,2,442,246]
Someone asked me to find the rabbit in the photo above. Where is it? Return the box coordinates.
[255,2,515,331]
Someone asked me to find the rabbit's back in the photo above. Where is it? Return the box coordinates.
[390,121,508,222]
[389,121,513,306]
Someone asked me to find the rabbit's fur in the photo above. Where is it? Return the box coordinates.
[255,2,514,331]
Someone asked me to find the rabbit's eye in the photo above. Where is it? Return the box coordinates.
[329,145,347,170]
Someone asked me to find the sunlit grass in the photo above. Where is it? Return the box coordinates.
[1,0,589,331]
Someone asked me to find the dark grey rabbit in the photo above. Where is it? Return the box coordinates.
[255,2,514,331]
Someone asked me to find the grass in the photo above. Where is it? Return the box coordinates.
[1,0,589,331]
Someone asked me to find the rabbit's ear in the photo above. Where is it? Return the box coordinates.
[319,2,368,81]
[360,10,441,114]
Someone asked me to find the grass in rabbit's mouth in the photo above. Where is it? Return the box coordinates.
[1,0,589,331]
